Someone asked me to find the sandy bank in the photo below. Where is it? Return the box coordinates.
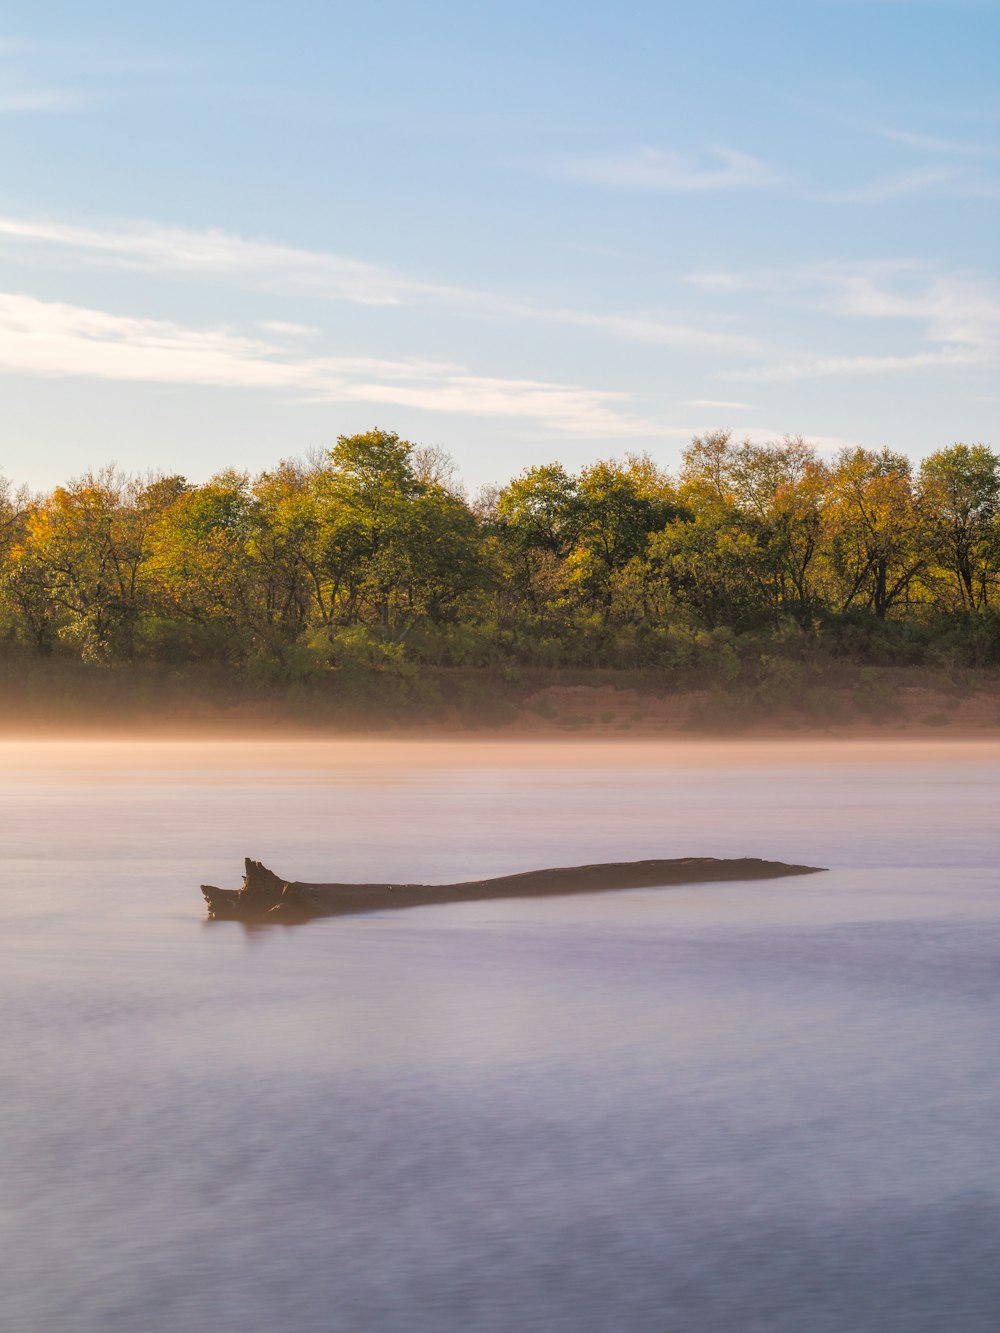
[3,680,999,742]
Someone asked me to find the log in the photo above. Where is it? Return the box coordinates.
[201,856,825,923]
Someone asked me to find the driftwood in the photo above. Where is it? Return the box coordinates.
[201,856,824,923]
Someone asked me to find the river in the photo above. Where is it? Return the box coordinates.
[1,738,998,1332]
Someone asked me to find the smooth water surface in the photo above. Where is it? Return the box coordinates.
[1,739,998,1333]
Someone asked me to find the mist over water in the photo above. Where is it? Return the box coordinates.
[2,739,999,1333]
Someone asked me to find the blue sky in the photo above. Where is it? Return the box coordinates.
[0,0,997,490]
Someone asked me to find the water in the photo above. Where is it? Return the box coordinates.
[1,738,998,1333]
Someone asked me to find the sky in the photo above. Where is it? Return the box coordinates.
[0,0,997,492]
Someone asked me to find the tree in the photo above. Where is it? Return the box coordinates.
[316,429,486,639]
[14,468,184,659]
[570,456,683,613]
[647,512,771,630]
[146,469,260,653]
[490,463,578,621]
[679,433,826,626]
[822,448,925,619]
[250,460,326,635]
[0,477,56,651]
[918,444,1000,611]
[494,463,579,556]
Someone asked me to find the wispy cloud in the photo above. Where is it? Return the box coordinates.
[689,258,1000,381]
[541,144,779,192]
[808,122,1000,202]
[0,212,756,354]
[530,306,758,353]
[880,126,1000,157]
[0,88,85,112]
[820,264,1000,347]
[255,319,323,337]
[699,258,999,335]
[729,348,985,383]
[802,263,1000,364]
[816,166,960,203]
[0,215,434,306]
[682,399,755,410]
[0,291,653,436]
[688,259,909,301]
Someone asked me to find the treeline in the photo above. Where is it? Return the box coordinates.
[2,428,999,689]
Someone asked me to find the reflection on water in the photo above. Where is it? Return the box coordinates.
[1,740,998,1333]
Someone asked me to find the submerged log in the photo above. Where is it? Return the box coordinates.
[201,856,825,923]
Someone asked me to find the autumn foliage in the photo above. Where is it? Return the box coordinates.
[2,429,999,693]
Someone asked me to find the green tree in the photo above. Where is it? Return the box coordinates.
[0,477,55,651]
[146,469,260,654]
[570,456,683,613]
[822,448,925,620]
[647,512,772,630]
[14,468,185,659]
[492,464,579,619]
[918,444,1000,610]
[678,432,826,626]
[250,460,326,635]
[316,429,486,640]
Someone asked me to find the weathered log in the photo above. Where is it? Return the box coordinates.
[201,856,825,923]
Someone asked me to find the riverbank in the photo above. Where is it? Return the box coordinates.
[2,658,1000,739]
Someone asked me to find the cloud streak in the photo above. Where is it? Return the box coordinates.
[543,144,779,192]
[0,291,652,436]
[880,127,1000,158]
[0,211,756,354]
[815,166,960,203]
[0,215,434,306]
[690,258,1000,380]
[0,88,85,112]
[729,348,985,383]
[682,399,756,410]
